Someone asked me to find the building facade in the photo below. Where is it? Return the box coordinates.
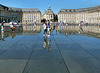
[41,5,55,22]
[22,9,41,24]
[1,4,100,24]
[0,4,22,23]
[58,6,100,24]
[0,4,41,24]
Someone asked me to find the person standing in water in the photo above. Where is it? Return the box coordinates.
[1,21,5,33]
[61,22,64,30]
[43,21,47,36]
[66,23,68,31]
[59,21,62,30]
[79,21,83,34]
[34,22,37,32]
[66,23,68,36]
[25,21,27,31]
[17,21,19,31]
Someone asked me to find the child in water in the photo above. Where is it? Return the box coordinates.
[1,21,5,33]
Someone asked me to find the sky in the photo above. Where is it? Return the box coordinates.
[1,0,100,14]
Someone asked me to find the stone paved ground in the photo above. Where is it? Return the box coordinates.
[0,29,100,73]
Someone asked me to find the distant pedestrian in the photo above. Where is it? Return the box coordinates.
[61,22,64,30]
[81,21,84,26]
[1,21,5,33]
[59,21,62,30]
[17,21,19,25]
[26,21,27,30]
[17,21,19,31]
[66,23,68,31]
[86,23,88,27]
[79,21,83,33]
[10,22,16,32]
[34,22,36,32]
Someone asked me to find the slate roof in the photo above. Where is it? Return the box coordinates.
[59,6,100,13]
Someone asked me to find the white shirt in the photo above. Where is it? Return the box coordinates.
[79,24,81,27]
[43,24,46,30]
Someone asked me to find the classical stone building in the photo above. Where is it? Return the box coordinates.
[22,9,41,24]
[0,4,41,24]
[41,5,55,22]
[0,4,22,23]
[58,6,100,24]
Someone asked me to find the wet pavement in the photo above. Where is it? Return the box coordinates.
[0,28,100,73]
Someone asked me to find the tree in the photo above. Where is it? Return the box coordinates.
[54,14,58,22]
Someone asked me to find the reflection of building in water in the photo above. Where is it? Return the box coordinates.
[23,25,41,33]
[22,25,55,35]
[22,31,41,35]
[22,25,41,35]
[58,26,100,33]
[0,29,41,40]
[0,4,41,24]
[58,6,100,24]
[0,31,23,40]
[58,26,100,38]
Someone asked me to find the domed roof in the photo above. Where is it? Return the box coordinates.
[44,5,54,14]
[46,9,53,13]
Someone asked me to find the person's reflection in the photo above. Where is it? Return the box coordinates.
[43,36,47,50]
[25,21,27,32]
[11,32,16,39]
[1,33,5,42]
[47,37,51,52]
[66,30,68,37]
[55,28,57,34]
[66,24,68,37]
[55,23,57,34]
[79,21,83,34]
[59,29,62,34]
[34,22,37,32]
[43,36,51,52]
